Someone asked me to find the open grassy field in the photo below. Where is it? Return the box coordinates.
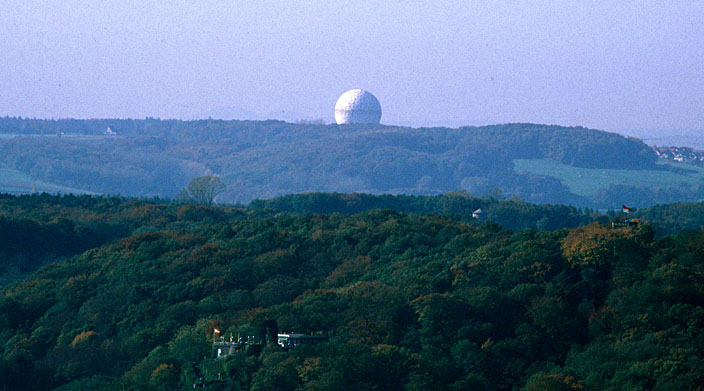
[0,166,94,195]
[514,158,704,198]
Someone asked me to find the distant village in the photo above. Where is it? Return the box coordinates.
[653,145,704,165]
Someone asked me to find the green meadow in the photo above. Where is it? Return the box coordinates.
[0,165,93,195]
[513,158,704,198]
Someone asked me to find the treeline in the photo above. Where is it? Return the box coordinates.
[2,191,704,281]
[634,200,704,235]
[593,183,704,210]
[0,199,703,390]
[0,116,182,137]
[0,117,659,206]
[250,191,603,231]
[250,191,704,236]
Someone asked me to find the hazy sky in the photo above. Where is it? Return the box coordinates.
[1,1,702,133]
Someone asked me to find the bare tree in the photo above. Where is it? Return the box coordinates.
[179,176,227,205]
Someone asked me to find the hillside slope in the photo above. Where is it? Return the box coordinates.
[3,191,704,286]
[0,118,670,207]
[1,202,703,390]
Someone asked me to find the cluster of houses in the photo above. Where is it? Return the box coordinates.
[213,332,328,358]
[653,146,704,165]
[193,331,329,388]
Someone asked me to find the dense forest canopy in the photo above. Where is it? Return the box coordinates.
[3,191,704,283]
[1,116,688,208]
[251,192,704,235]
[0,192,703,390]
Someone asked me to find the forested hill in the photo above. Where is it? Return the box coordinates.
[250,191,704,235]
[0,117,668,207]
[2,191,704,284]
[0,117,654,171]
[250,191,601,230]
[1,193,703,390]
[0,192,589,285]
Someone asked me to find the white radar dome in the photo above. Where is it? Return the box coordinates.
[334,89,382,125]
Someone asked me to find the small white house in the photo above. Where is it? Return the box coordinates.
[472,208,486,221]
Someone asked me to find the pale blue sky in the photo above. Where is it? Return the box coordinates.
[1,1,702,133]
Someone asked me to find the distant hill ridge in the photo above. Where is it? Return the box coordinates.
[0,116,655,166]
[0,117,692,207]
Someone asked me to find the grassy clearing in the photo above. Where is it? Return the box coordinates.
[0,166,94,195]
[513,158,704,198]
